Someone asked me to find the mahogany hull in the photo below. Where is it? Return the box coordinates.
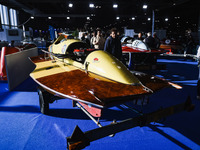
[30,55,171,108]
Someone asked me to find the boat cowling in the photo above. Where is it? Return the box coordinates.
[49,38,89,55]
[84,50,140,85]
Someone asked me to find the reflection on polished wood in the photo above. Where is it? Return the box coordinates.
[134,73,170,91]
[36,69,170,107]
[30,55,171,107]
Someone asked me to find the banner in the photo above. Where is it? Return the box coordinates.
[49,25,55,40]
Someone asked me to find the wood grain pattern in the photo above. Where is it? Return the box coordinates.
[36,69,170,107]
[30,54,51,63]
[30,55,171,107]
[134,73,170,91]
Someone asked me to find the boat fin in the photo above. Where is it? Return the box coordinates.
[67,125,90,150]
[5,47,38,90]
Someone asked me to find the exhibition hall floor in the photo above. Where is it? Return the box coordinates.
[0,58,200,150]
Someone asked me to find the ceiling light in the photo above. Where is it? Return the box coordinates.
[116,17,120,20]
[165,18,168,21]
[89,4,94,8]
[31,16,34,19]
[132,17,135,20]
[48,17,52,19]
[67,17,70,20]
[143,5,147,9]
[87,17,90,20]
[69,3,73,7]
[148,18,151,21]
[113,4,118,8]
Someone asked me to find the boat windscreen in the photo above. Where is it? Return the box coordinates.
[66,42,90,54]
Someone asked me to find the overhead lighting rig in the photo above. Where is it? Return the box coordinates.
[143,4,148,9]
[69,3,73,8]
[89,4,94,8]
[113,4,118,8]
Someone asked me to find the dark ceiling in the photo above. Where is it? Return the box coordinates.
[0,0,199,33]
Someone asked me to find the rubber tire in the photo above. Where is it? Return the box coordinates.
[38,87,49,115]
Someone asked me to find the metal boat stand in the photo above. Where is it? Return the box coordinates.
[76,102,103,128]
[75,99,146,128]
[67,96,194,150]
[74,95,150,129]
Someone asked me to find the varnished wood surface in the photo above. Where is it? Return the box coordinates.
[134,73,170,91]
[30,54,51,63]
[160,44,183,50]
[36,69,151,106]
[30,55,171,107]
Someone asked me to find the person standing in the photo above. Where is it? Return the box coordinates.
[80,32,90,46]
[136,32,143,41]
[104,28,122,60]
[153,32,160,49]
[90,31,96,48]
[93,29,105,50]
[144,32,155,49]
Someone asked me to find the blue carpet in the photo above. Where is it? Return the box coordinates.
[0,58,200,150]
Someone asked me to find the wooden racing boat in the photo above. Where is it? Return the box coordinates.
[29,36,178,116]
[28,35,193,150]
